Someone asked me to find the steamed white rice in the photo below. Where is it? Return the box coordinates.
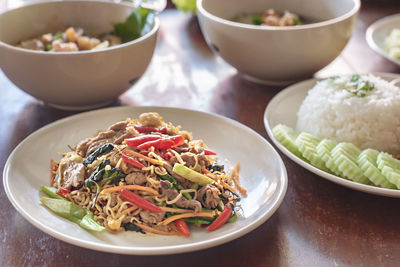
[296,74,400,155]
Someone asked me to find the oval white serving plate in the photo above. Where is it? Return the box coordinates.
[264,73,400,198]
[366,14,400,67]
[4,106,287,255]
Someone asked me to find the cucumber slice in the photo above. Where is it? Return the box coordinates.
[358,149,396,189]
[331,143,370,184]
[316,139,342,176]
[377,152,400,189]
[272,124,303,158]
[295,132,329,172]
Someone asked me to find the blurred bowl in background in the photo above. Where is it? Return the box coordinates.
[0,0,159,110]
[197,0,360,85]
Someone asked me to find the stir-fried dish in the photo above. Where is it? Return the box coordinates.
[17,27,121,52]
[15,7,155,52]
[40,112,246,236]
[234,9,302,26]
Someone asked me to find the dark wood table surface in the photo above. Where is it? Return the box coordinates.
[2,1,400,266]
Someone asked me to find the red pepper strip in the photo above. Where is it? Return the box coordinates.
[169,135,184,148]
[121,154,145,169]
[119,189,163,213]
[205,205,233,231]
[161,150,174,161]
[138,139,175,150]
[134,125,161,134]
[160,127,168,134]
[56,188,71,198]
[175,219,190,237]
[204,149,217,155]
[125,135,162,147]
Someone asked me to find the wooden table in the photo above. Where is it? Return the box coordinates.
[1,2,400,266]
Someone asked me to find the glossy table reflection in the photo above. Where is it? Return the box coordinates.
[1,2,400,266]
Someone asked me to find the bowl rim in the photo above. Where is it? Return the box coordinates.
[197,0,361,31]
[0,0,160,55]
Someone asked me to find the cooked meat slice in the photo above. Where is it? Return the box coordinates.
[198,154,212,167]
[75,138,91,157]
[197,184,221,209]
[139,112,163,128]
[181,153,196,167]
[108,120,129,131]
[139,210,165,224]
[19,39,44,51]
[125,172,147,185]
[160,181,202,212]
[75,120,136,157]
[55,158,85,190]
[51,40,78,52]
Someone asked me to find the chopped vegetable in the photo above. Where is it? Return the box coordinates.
[138,139,175,150]
[41,186,64,199]
[119,189,163,213]
[175,219,190,237]
[123,222,145,233]
[56,188,71,198]
[40,197,105,231]
[114,7,155,43]
[121,154,145,169]
[125,135,162,147]
[232,163,247,196]
[173,163,215,185]
[85,160,110,189]
[133,222,181,236]
[83,143,114,166]
[204,149,217,156]
[102,167,126,185]
[158,211,216,226]
[252,15,263,25]
[122,148,164,166]
[205,204,233,231]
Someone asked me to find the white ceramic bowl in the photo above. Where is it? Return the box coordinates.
[197,0,360,85]
[0,0,159,110]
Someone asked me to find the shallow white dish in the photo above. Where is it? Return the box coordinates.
[264,73,400,198]
[366,14,400,66]
[4,106,287,255]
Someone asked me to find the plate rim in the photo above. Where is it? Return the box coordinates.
[366,13,400,67]
[264,72,400,198]
[4,105,288,255]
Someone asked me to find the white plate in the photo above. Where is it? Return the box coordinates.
[264,73,400,198]
[4,106,287,255]
[366,14,400,66]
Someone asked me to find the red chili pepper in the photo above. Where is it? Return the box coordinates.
[160,127,168,134]
[125,135,162,147]
[134,125,162,134]
[204,149,217,155]
[169,135,184,147]
[161,150,174,161]
[205,204,233,231]
[175,219,190,237]
[137,139,175,150]
[121,154,145,169]
[56,188,71,198]
[119,189,163,213]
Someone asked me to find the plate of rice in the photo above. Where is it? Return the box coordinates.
[264,72,400,197]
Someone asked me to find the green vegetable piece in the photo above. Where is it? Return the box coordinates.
[103,168,126,185]
[294,15,302,25]
[172,0,197,12]
[172,163,215,185]
[53,32,63,40]
[40,197,104,231]
[79,213,106,231]
[85,160,110,188]
[228,213,238,223]
[83,143,114,166]
[252,15,263,25]
[41,186,63,199]
[123,222,145,233]
[45,44,52,51]
[114,7,155,43]
[183,217,212,225]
